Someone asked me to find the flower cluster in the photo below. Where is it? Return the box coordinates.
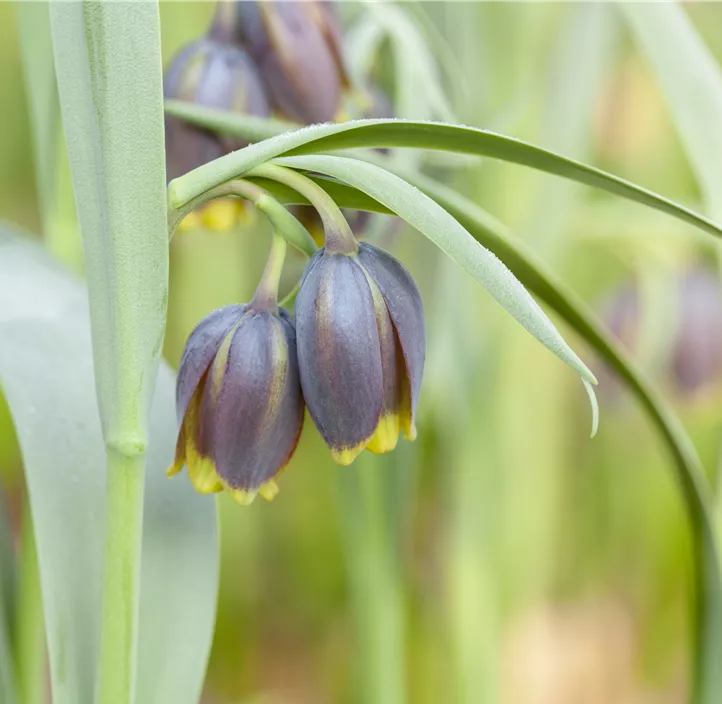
[170,235,426,505]
[165,1,419,505]
[164,1,352,181]
[164,1,391,232]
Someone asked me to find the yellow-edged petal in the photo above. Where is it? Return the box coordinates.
[366,413,400,455]
[187,453,223,494]
[331,440,369,466]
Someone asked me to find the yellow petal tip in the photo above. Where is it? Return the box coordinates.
[227,489,258,506]
[187,456,223,494]
[366,414,400,454]
[259,480,280,502]
[166,460,183,478]
[331,442,368,466]
[403,421,417,442]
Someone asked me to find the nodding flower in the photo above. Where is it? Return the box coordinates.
[234,1,349,124]
[295,241,425,465]
[163,35,270,181]
[169,233,304,505]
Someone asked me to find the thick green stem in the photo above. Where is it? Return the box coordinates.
[250,233,287,312]
[15,507,45,704]
[246,163,358,254]
[96,448,146,704]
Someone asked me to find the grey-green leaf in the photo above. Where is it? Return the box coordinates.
[51,1,169,445]
[164,107,722,245]
[622,2,722,222]
[0,226,218,704]
[274,153,596,387]
[15,1,60,242]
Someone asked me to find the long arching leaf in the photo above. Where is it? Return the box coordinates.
[265,154,596,391]
[164,105,722,243]
[246,162,722,699]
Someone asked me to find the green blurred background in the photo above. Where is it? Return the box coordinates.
[4,2,722,702]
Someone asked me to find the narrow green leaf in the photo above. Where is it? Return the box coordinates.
[14,1,60,240]
[289,165,722,701]
[243,150,722,702]
[622,7,722,700]
[520,2,616,256]
[622,3,722,222]
[51,5,170,700]
[51,1,168,445]
[274,154,596,387]
[0,226,218,704]
[164,107,722,244]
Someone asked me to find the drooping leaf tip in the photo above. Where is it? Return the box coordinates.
[582,378,599,438]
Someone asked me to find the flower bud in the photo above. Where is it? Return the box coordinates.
[235,1,348,124]
[295,243,425,465]
[164,37,270,180]
[169,304,304,504]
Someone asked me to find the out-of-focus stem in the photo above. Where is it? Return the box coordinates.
[0,488,16,704]
[15,506,45,704]
[341,454,405,704]
[96,448,146,704]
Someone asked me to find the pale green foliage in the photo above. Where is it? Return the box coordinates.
[0,227,218,704]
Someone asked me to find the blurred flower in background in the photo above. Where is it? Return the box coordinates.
[598,265,722,404]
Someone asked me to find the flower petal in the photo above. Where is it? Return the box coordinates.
[357,243,426,431]
[204,312,304,495]
[176,304,247,422]
[358,265,403,455]
[296,251,383,464]
[239,2,342,123]
[169,371,223,493]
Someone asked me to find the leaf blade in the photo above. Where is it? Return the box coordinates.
[51,0,168,445]
[0,227,218,704]
[164,107,722,243]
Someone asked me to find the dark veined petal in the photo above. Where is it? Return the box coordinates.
[202,311,304,504]
[301,2,349,88]
[357,243,426,437]
[176,304,247,422]
[237,1,342,123]
[358,266,404,455]
[296,251,384,465]
[168,370,223,495]
[164,38,270,179]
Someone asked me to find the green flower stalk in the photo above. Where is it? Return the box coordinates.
[169,234,304,504]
